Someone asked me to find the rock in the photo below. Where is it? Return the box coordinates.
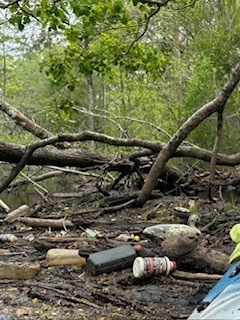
[143,214,201,240]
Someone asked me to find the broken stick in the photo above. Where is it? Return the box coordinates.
[17,217,74,229]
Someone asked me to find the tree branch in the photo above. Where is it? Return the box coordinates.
[127,6,161,52]
[2,132,240,168]
[136,59,240,206]
[128,0,171,52]
[0,98,53,139]
[139,0,171,5]
[2,126,240,194]
[208,106,224,200]
[0,0,19,9]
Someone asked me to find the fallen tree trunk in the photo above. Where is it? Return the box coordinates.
[1,131,240,194]
[2,135,240,168]
[0,141,109,168]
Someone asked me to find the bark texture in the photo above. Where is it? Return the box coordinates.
[0,98,53,139]
[2,135,240,168]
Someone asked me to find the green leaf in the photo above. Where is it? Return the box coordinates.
[35,8,42,17]
[113,0,123,13]
[23,16,31,24]
[18,22,25,31]
[72,6,82,17]
[230,242,240,264]
[67,84,75,92]
[121,14,129,25]
[9,4,18,13]
[230,224,240,243]
[139,4,147,12]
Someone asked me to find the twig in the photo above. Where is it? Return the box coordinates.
[172,270,222,281]
[10,170,62,190]
[0,0,19,9]
[34,187,51,204]
[139,0,171,6]
[127,0,172,52]
[201,217,217,232]
[96,199,136,217]
[38,236,98,243]
[127,5,161,53]
[208,106,224,200]
[47,165,101,178]
[17,217,74,229]
[25,281,101,308]
[0,252,26,256]
[74,106,172,140]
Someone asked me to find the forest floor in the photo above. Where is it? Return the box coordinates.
[0,176,239,320]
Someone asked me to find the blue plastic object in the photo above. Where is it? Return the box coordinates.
[188,261,240,319]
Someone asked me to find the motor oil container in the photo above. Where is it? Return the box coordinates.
[86,244,142,275]
[133,256,177,279]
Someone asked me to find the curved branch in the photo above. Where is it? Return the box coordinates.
[136,59,240,206]
[2,127,240,194]
[2,132,240,167]
[128,0,171,52]
[127,5,161,52]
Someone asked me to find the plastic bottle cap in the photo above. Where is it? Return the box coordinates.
[133,257,145,278]
[172,261,177,271]
[134,244,142,252]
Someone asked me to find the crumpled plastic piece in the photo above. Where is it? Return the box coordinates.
[83,228,103,238]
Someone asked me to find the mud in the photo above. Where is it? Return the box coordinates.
[0,194,238,320]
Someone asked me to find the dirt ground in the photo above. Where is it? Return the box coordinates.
[0,191,238,320]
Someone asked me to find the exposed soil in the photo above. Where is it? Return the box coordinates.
[0,185,239,320]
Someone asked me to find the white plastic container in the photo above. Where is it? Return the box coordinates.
[133,256,177,279]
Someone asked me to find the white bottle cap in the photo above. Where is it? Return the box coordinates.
[132,257,145,278]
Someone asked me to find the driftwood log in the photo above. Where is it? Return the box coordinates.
[161,235,229,274]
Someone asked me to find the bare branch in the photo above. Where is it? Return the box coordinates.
[128,0,172,52]
[139,0,171,5]
[127,6,161,52]
[74,106,172,140]
[0,0,19,9]
[208,106,224,200]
